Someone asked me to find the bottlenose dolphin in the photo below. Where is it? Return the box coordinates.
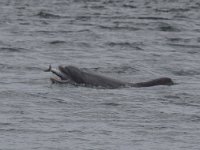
[45,65,174,88]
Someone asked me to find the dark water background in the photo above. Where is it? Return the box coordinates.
[0,0,200,149]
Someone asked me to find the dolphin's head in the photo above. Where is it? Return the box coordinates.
[58,65,84,84]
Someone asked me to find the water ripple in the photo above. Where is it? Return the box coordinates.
[36,11,64,19]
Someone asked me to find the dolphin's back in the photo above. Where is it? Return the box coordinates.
[63,66,127,88]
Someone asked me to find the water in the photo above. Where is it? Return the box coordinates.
[0,0,200,149]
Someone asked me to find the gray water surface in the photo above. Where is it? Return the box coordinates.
[0,0,200,150]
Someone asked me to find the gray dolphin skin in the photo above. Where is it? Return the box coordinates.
[45,65,174,88]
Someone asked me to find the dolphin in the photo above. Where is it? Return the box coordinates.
[45,65,174,88]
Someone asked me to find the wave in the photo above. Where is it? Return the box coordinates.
[36,11,64,19]
[106,42,143,50]
[0,47,27,53]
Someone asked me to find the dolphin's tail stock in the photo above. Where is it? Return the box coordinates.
[131,77,174,87]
